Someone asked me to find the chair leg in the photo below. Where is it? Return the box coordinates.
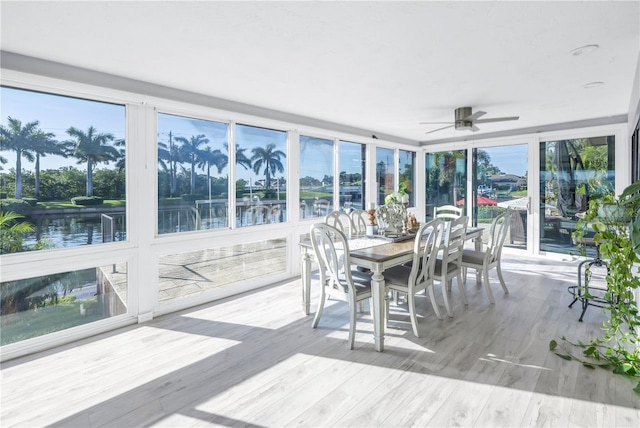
[407,291,420,337]
[462,266,468,283]
[348,299,357,350]
[483,268,495,304]
[358,300,365,313]
[312,290,326,328]
[496,261,509,294]
[441,280,453,317]
[385,295,390,327]
[456,272,468,305]
[428,286,443,320]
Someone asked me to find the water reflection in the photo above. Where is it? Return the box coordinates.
[24,214,126,249]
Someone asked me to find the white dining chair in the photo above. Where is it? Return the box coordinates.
[325,210,354,237]
[434,205,462,220]
[434,215,468,317]
[461,210,512,303]
[350,209,369,234]
[383,219,446,337]
[309,223,372,349]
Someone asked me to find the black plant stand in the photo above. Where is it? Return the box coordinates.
[568,238,610,322]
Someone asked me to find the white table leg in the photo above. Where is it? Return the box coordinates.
[301,251,312,315]
[371,268,385,352]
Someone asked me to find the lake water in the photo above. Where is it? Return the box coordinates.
[23,215,127,249]
[22,203,312,249]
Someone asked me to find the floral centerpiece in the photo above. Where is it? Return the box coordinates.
[378,184,409,234]
[384,182,409,205]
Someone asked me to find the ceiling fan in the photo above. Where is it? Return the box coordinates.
[421,107,519,134]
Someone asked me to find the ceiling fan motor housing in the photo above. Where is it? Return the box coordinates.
[454,107,473,130]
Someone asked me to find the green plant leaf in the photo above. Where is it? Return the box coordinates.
[620,363,634,373]
[620,179,640,199]
[633,381,640,394]
[549,340,558,350]
[630,212,640,254]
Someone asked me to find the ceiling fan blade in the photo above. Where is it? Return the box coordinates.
[464,111,486,121]
[425,124,454,134]
[419,121,453,125]
[471,124,480,132]
[474,116,520,124]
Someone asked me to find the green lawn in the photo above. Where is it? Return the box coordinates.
[38,200,126,209]
[300,191,332,199]
[0,297,105,346]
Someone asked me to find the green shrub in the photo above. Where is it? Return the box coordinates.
[22,197,38,207]
[71,196,104,206]
[477,206,507,222]
[0,199,32,216]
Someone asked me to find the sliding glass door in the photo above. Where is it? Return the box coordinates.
[540,136,615,255]
[473,144,528,250]
[425,150,467,221]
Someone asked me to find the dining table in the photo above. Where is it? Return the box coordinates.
[299,226,484,352]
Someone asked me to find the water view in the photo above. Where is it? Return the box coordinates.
[22,214,127,249]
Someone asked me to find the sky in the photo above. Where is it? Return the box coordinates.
[1,86,125,173]
[481,144,528,177]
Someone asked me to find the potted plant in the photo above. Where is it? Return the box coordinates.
[551,179,640,393]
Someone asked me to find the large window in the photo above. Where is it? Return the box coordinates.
[300,135,333,218]
[0,86,126,253]
[235,125,287,227]
[157,113,229,234]
[1,264,128,345]
[339,141,366,211]
[399,149,416,206]
[376,147,395,206]
[158,238,286,305]
[540,136,615,255]
[425,150,467,221]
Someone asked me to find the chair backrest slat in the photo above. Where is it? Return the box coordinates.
[434,205,462,220]
[350,209,368,234]
[411,219,445,287]
[442,215,468,268]
[488,209,512,263]
[325,211,354,235]
[310,223,355,296]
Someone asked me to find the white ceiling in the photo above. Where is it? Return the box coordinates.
[1,1,639,145]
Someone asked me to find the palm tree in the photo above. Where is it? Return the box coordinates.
[66,126,120,197]
[158,131,183,197]
[0,211,34,254]
[476,149,492,187]
[250,143,286,191]
[175,134,209,194]
[0,117,39,198]
[31,129,69,197]
[197,146,226,199]
[113,138,126,171]
[219,143,252,171]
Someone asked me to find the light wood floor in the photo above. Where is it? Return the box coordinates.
[2,251,639,427]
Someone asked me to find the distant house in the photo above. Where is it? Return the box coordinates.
[488,173,526,191]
